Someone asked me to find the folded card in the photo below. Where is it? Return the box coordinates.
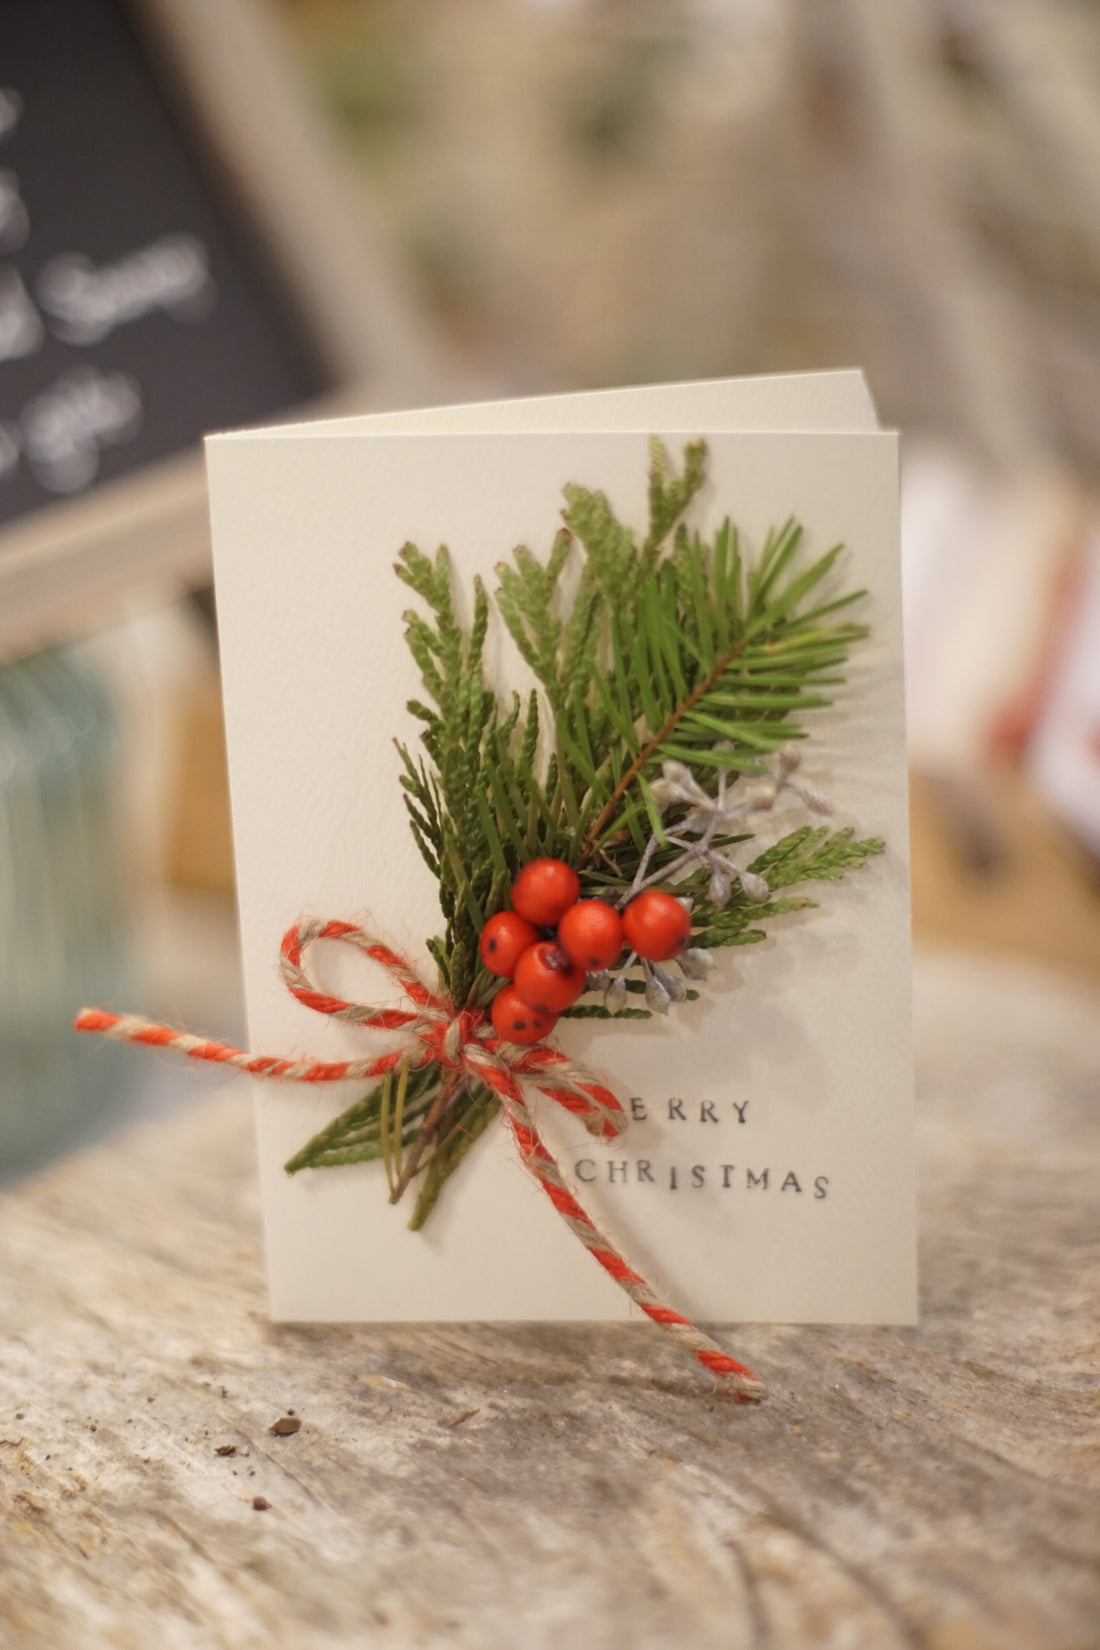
[206,372,915,1329]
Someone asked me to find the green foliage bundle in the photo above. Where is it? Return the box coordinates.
[287,439,884,1225]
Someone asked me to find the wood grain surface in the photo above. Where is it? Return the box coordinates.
[1,953,1097,1650]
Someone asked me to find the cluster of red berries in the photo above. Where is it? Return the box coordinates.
[480,857,692,1044]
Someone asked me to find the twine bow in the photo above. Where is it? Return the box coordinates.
[77,918,764,1401]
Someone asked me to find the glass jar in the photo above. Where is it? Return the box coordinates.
[0,644,130,1173]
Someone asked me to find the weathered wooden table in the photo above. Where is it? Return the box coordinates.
[1,953,1097,1649]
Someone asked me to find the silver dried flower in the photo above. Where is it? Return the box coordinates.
[708,866,732,908]
[737,869,770,903]
[648,777,679,812]
[744,779,779,812]
[776,745,802,779]
[791,784,832,816]
[604,976,629,1015]
[663,761,709,803]
[677,947,714,980]
[659,966,688,1004]
[644,971,671,1015]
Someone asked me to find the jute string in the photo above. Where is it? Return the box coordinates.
[77,917,763,1401]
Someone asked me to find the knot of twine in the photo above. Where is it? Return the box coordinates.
[276,920,624,1143]
[77,917,763,1401]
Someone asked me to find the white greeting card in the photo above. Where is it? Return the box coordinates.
[206,373,915,1328]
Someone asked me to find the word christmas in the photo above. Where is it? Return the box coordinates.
[573,1158,829,1196]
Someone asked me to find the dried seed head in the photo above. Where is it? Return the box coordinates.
[678,947,714,980]
[792,783,832,816]
[648,777,679,811]
[659,761,708,805]
[644,971,671,1015]
[737,870,770,903]
[652,964,687,1003]
[604,977,629,1015]
[708,867,732,908]
[744,780,779,811]
[682,808,712,835]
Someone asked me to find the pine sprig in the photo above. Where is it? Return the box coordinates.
[574,525,865,860]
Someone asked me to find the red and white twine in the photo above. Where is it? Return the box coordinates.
[76,917,763,1401]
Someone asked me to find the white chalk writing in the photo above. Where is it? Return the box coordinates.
[21,366,142,493]
[37,233,216,346]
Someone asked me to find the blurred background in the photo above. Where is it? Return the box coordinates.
[1,0,1098,1174]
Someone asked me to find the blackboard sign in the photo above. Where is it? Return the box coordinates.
[0,0,443,656]
[0,0,328,524]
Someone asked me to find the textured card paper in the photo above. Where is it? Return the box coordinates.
[207,374,915,1327]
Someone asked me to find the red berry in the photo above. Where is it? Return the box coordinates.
[513,941,586,1016]
[557,899,624,971]
[479,910,539,978]
[511,858,580,927]
[622,890,692,962]
[490,985,557,1045]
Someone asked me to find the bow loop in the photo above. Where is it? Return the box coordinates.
[269,920,630,1144]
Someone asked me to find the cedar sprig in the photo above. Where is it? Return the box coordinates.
[689,826,885,953]
[394,544,519,1009]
